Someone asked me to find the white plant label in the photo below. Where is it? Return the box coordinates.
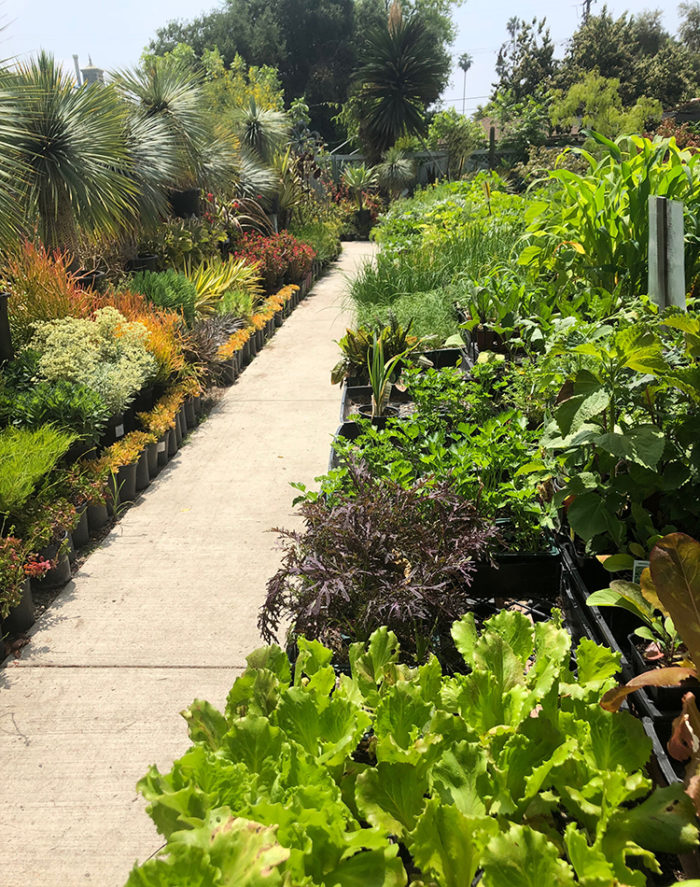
[633,560,650,583]
[157,441,166,453]
[115,424,125,438]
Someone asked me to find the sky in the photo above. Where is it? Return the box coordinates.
[0,0,686,116]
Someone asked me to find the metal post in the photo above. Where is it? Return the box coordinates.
[649,196,685,310]
[488,127,496,170]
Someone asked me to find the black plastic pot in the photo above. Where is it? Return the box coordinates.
[102,412,126,446]
[159,431,172,466]
[87,501,109,533]
[64,438,97,465]
[470,544,562,599]
[34,539,72,589]
[167,425,179,457]
[71,506,90,549]
[3,578,34,633]
[125,254,160,272]
[111,462,137,505]
[255,329,264,351]
[146,441,159,477]
[217,356,238,386]
[0,291,14,362]
[627,633,700,712]
[169,188,200,218]
[76,269,106,291]
[414,347,471,372]
[355,208,372,239]
[173,412,183,447]
[135,450,150,492]
[184,397,196,428]
[178,405,188,437]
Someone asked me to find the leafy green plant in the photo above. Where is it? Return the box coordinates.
[184,257,262,317]
[366,334,411,418]
[520,132,700,296]
[341,164,377,211]
[130,270,198,326]
[30,308,157,415]
[0,425,76,518]
[0,379,110,443]
[331,318,420,385]
[126,611,698,885]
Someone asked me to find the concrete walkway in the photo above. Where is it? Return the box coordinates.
[0,242,374,886]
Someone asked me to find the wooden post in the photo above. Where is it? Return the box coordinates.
[488,126,496,170]
[649,196,685,310]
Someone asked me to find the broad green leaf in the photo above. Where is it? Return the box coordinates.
[555,388,609,436]
[528,617,571,698]
[481,823,576,886]
[245,646,291,685]
[125,850,218,886]
[226,668,282,721]
[594,426,665,470]
[173,810,290,886]
[431,739,489,816]
[276,686,367,765]
[484,610,535,666]
[601,553,635,573]
[355,762,428,837]
[610,784,699,854]
[586,580,656,623]
[223,716,283,773]
[375,681,432,752]
[564,823,618,887]
[408,798,496,887]
[567,492,623,546]
[582,706,651,772]
[321,846,405,887]
[138,761,209,838]
[650,533,700,666]
[349,628,400,707]
[574,638,620,689]
[182,700,228,750]
[451,613,478,666]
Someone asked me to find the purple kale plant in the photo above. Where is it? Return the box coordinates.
[259,460,498,662]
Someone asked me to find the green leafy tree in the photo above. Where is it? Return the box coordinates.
[550,71,662,139]
[427,108,485,178]
[493,17,555,102]
[680,0,700,53]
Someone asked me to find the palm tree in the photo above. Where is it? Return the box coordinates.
[352,2,448,160]
[458,53,473,116]
[10,52,136,254]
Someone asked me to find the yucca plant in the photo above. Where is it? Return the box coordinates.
[342,164,377,211]
[232,98,290,165]
[184,257,263,317]
[10,52,136,254]
[366,334,413,418]
[375,146,416,200]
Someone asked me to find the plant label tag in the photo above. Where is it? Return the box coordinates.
[115,424,125,438]
[157,441,166,453]
[633,560,650,583]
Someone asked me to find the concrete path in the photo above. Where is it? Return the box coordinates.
[0,242,375,886]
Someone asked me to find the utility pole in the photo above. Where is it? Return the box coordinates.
[458,53,472,116]
[582,0,595,23]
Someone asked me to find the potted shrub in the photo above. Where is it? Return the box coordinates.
[97,431,158,506]
[0,536,51,633]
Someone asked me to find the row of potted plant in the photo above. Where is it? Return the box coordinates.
[0,265,324,655]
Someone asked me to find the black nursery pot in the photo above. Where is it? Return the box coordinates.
[470,544,562,599]
[3,577,34,633]
[135,450,150,492]
[132,385,155,415]
[102,412,126,446]
[159,431,172,466]
[34,538,72,590]
[168,188,200,218]
[111,462,138,505]
[71,506,90,549]
[627,633,700,713]
[184,397,197,428]
[146,441,159,478]
[167,425,179,457]
[87,501,109,533]
[125,254,160,273]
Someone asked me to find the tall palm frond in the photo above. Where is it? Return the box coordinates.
[11,52,136,253]
[113,59,208,189]
[123,109,179,230]
[0,81,29,252]
[354,10,447,158]
[232,98,290,165]
[234,152,278,200]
